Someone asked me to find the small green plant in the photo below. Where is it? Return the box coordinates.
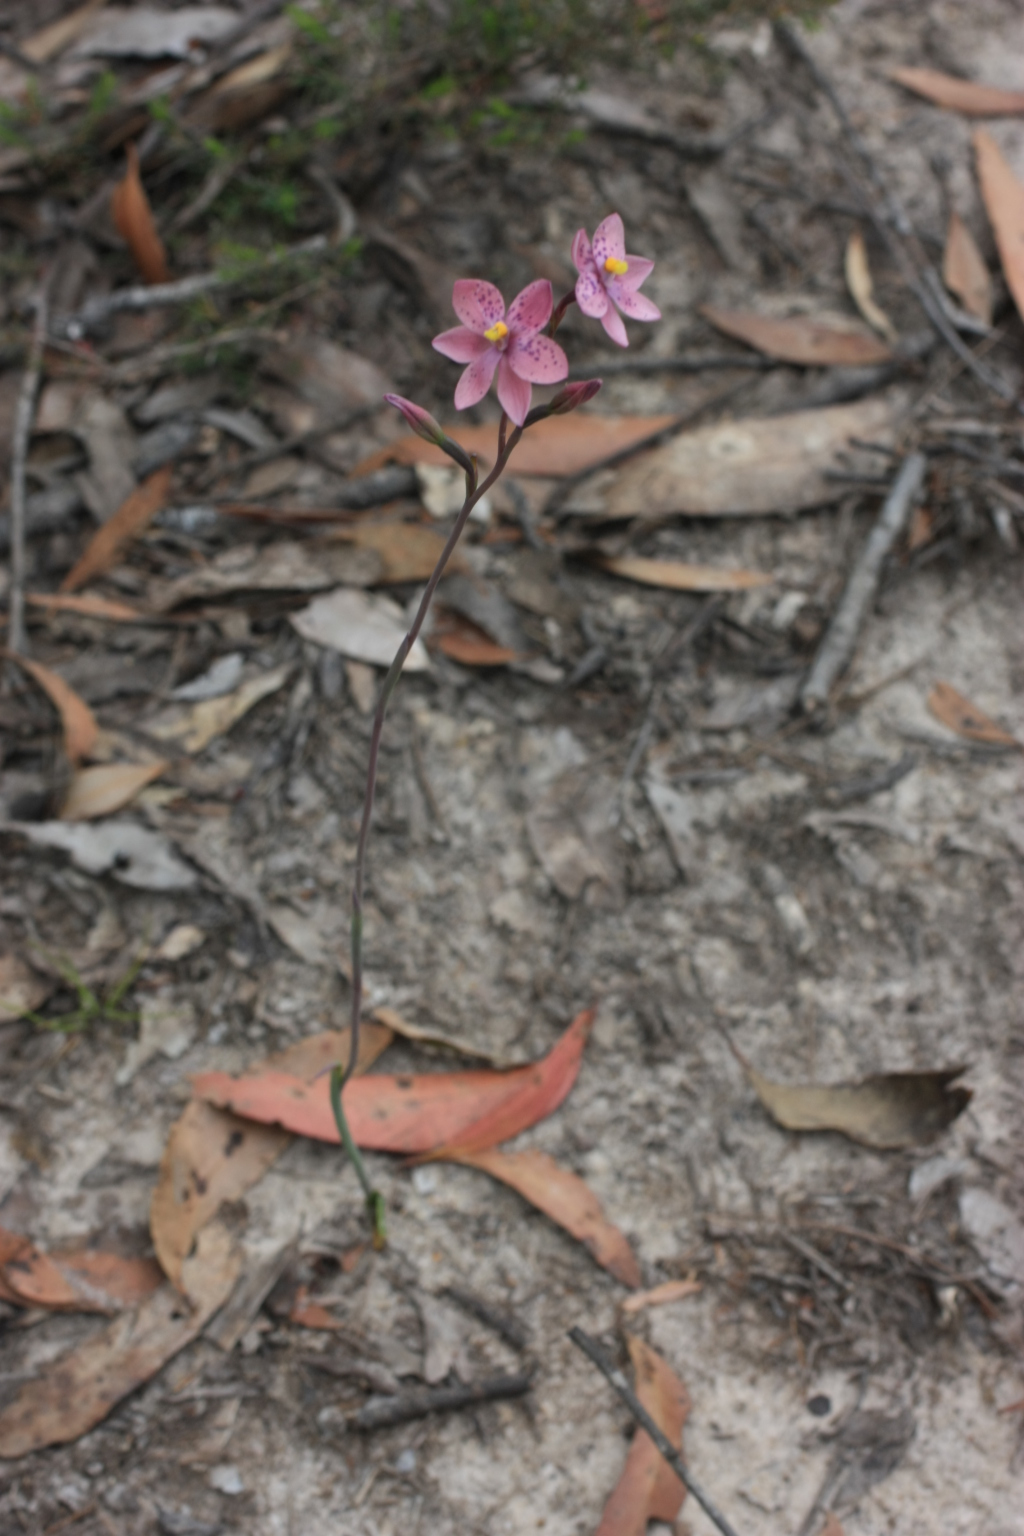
[16,944,146,1035]
[87,69,119,124]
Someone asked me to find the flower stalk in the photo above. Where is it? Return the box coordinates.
[330,211,656,1241]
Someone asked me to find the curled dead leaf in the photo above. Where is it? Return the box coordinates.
[595,1336,690,1536]
[0,1222,239,1458]
[742,1057,971,1150]
[61,466,172,593]
[975,129,1024,329]
[28,592,146,622]
[60,761,168,821]
[701,304,891,365]
[357,414,677,478]
[451,1147,641,1288]
[193,1009,595,1158]
[942,212,993,326]
[110,143,169,285]
[891,66,1024,117]
[844,231,898,343]
[3,650,98,764]
[927,681,1020,747]
[600,554,773,593]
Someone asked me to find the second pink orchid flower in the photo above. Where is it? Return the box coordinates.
[572,212,660,347]
[432,278,568,427]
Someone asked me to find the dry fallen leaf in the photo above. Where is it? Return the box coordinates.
[331,520,468,583]
[61,466,172,593]
[975,129,1024,328]
[600,554,773,593]
[150,540,380,610]
[744,1060,971,1149]
[0,1226,162,1313]
[358,414,677,478]
[151,1025,392,1290]
[0,1223,239,1458]
[620,1277,703,1315]
[193,1008,595,1158]
[819,1515,847,1536]
[942,212,994,326]
[3,650,98,763]
[372,1004,520,1067]
[20,0,108,64]
[146,663,291,754]
[290,588,430,670]
[431,611,520,666]
[60,761,168,821]
[0,952,52,1024]
[110,143,169,285]
[844,231,898,343]
[564,396,899,519]
[451,1146,641,1287]
[927,681,1020,747]
[595,1335,690,1536]
[701,304,891,365]
[27,592,146,622]
[891,66,1024,117]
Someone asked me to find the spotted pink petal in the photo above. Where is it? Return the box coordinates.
[600,303,629,348]
[506,279,553,336]
[451,279,506,334]
[571,227,593,273]
[433,326,491,364]
[508,331,568,385]
[620,255,655,292]
[575,269,609,318]
[454,347,499,409]
[612,287,661,323]
[496,356,531,426]
[592,212,626,269]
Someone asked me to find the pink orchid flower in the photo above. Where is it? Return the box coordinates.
[572,212,661,347]
[433,278,568,427]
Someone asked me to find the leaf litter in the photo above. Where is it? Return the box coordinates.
[0,1,1020,1526]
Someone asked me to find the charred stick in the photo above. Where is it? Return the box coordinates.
[58,235,332,339]
[8,274,51,655]
[443,1286,530,1351]
[801,453,926,713]
[569,1328,744,1536]
[351,1370,534,1431]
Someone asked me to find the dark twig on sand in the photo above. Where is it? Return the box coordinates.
[801,452,926,713]
[8,273,51,654]
[569,1328,744,1536]
[58,235,332,339]
[775,19,1016,405]
[351,1370,534,1431]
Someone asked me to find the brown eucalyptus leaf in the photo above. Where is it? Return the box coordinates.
[745,1063,971,1149]
[942,212,994,325]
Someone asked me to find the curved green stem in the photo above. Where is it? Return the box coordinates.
[331,414,524,1242]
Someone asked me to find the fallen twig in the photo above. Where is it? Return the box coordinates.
[801,452,926,713]
[775,19,1016,405]
[350,1369,534,1430]
[568,352,775,379]
[58,235,332,339]
[443,1285,530,1350]
[7,272,51,654]
[569,1328,744,1536]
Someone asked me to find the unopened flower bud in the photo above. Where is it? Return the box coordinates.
[547,378,603,415]
[522,378,602,429]
[384,393,445,445]
[384,392,475,478]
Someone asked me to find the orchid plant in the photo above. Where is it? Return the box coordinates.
[331,213,660,1244]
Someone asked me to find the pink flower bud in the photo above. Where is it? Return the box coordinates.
[547,378,603,415]
[384,393,445,446]
[522,378,602,429]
